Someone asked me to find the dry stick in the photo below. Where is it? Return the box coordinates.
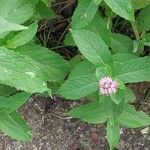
[57,23,70,46]
[57,0,76,14]
[52,1,69,7]
[68,124,87,150]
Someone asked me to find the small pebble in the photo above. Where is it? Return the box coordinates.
[140,127,149,135]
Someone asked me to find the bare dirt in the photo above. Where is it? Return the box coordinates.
[0,83,150,150]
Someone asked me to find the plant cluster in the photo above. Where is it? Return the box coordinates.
[0,0,150,149]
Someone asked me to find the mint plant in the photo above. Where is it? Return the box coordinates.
[58,0,150,149]
[0,0,150,149]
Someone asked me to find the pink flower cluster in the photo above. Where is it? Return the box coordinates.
[99,76,118,96]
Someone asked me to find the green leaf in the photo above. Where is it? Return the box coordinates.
[113,57,150,83]
[41,0,50,7]
[69,96,124,124]
[71,29,112,66]
[10,111,30,135]
[0,0,38,24]
[0,92,30,113]
[58,60,98,99]
[112,53,138,64]
[95,66,110,79]
[107,120,120,150]
[0,47,49,94]
[69,55,82,71]
[105,5,117,18]
[35,1,55,19]
[110,89,124,104]
[137,5,150,31]
[64,32,75,46]
[131,0,150,9]
[7,22,38,48]
[86,12,111,46]
[94,0,102,5]
[116,104,150,128]
[0,111,31,141]
[100,96,124,118]
[71,0,99,29]
[124,87,136,103]
[143,33,150,46]
[87,91,100,102]
[104,0,134,21]
[16,44,70,82]
[0,17,28,34]
[0,84,17,97]
[58,73,98,100]
[68,102,108,124]
[111,33,133,53]
[68,60,96,80]
[65,13,111,46]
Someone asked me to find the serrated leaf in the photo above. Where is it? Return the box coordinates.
[0,92,30,113]
[113,57,150,83]
[112,53,138,64]
[104,0,134,21]
[58,73,98,100]
[107,120,120,150]
[10,111,30,135]
[64,32,75,46]
[65,13,111,46]
[71,0,99,29]
[7,22,38,48]
[0,17,28,34]
[0,47,49,93]
[68,102,108,124]
[68,60,96,80]
[110,89,124,105]
[0,0,38,24]
[137,5,150,31]
[94,0,102,5]
[0,111,31,141]
[102,96,124,118]
[71,29,112,66]
[116,104,150,128]
[15,44,70,82]
[86,12,111,46]
[69,96,124,124]
[111,33,133,53]
[105,5,117,18]
[69,55,82,71]
[35,1,55,19]
[95,66,110,79]
[124,87,136,103]
[87,91,100,102]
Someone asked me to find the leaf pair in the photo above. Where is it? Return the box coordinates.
[0,92,31,141]
[58,30,150,100]
[69,101,150,149]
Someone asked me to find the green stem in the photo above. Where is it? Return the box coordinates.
[107,17,111,31]
[131,21,140,41]
[131,21,144,53]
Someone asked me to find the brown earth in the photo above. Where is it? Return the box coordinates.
[0,83,149,150]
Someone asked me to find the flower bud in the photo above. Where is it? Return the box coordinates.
[99,77,118,96]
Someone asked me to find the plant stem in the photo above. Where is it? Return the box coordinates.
[131,21,144,53]
[131,21,140,41]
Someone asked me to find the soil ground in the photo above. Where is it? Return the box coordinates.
[0,83,149,150]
